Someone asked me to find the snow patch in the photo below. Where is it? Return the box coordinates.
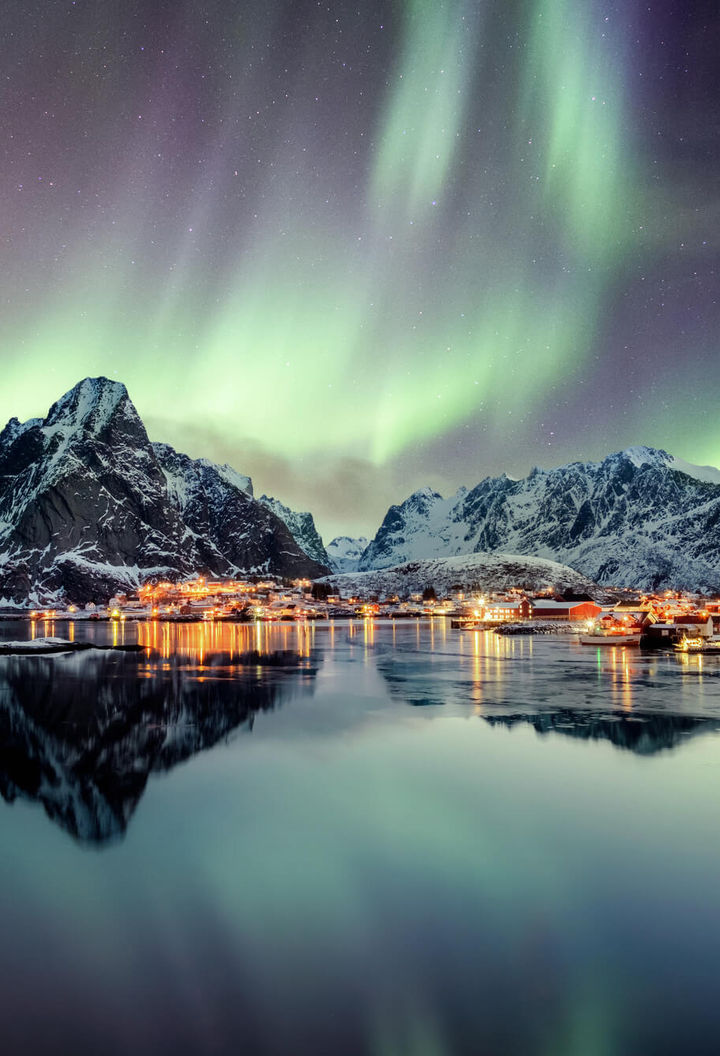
[0,637,75,651]
[669,456,720,485]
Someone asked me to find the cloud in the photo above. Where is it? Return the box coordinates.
[143,416,402,541]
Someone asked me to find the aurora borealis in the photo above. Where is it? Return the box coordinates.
[1,0,717,538]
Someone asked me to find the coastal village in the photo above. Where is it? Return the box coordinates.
[21,575,720,648]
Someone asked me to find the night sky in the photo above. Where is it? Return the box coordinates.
[1,0,718,539]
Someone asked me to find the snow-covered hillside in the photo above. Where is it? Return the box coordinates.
[323,552,601,599]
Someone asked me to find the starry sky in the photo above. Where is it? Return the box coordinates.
[1,0,718,540]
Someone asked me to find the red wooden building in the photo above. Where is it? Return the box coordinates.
[530,599,602,621]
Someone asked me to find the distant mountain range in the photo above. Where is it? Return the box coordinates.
[2,377,720,602]
[355,448,720,593]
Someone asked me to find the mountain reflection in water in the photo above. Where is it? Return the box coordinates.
[0,622,318,844]
[372,629,720,750]
[483,709,719,754]
[2,621,720,846]
[3,622,720,1056]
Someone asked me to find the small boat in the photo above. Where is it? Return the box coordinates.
[579,631,641,646]
[579,620,641,646]
[673,636,720,655]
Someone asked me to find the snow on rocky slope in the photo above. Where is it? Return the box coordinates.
[359,448,720,592]
[0,378,329,603]
[258,495,330,568]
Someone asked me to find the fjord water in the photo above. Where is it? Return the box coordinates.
[2,621,720,1055]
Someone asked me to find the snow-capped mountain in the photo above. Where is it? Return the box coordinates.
[325,536,369,573]
[258,495,330,568]
[0,378,329,603]
[323,553,601,598]
[360,448,720,592]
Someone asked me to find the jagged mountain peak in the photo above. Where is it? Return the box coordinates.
[0,415,43,448]
[407,486,444,505]
[615,445,670,469]
[203,460,253,496]
[44,376,136,434]
[520,448,669,484]
[151,444,253,497]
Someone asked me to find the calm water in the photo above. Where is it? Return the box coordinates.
[2,619,720,1055]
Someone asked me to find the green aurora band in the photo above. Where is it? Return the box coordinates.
[0,0,716,533]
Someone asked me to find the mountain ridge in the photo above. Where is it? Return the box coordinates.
[2,378,719,600]
[358,447,720,591]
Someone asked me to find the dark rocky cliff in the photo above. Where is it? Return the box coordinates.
[0,377,329,603]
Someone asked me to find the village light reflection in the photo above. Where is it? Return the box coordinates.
[454,628,516,714]
[621,652,633,712]
[471,630,483,712]
[134,620,314,668]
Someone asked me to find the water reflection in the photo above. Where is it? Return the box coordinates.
[0,625,318,845]
[372,627,720,753]
[3,621,720,846]
[137,618,317,661]
[483,708,719,755]
[3,622,720,1055]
